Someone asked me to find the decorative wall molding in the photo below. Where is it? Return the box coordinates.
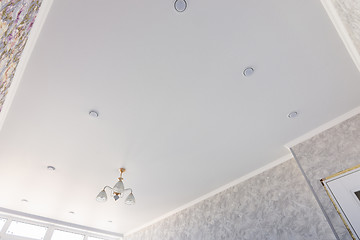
[320,0,360,72]
[0,0,53,131]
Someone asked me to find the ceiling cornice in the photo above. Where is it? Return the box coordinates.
[320,0,360,72]
[285,106,360,148]
[125,153,293,236]
[0,0,54,131]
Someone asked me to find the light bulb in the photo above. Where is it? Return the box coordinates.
[113,194,120,201]
[96,190,107,202]
[174,0,187,12]
[125,193,135,205]
[113,180,124,194]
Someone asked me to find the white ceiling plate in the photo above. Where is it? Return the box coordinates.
[1,0,360,234]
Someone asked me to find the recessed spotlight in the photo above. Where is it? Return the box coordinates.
[108,220,113,223]
[47,166,56,171]
[89,110,99,118]
[21,199,28,203]
[174,0,187,12]
[243,67,254,77]
[287,111,298,118]
[69,211,75,214]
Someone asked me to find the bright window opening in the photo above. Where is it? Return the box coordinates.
[88,237,106,240]
[6,220,47,240]
[0,218,6,231]
[51,230,84,240]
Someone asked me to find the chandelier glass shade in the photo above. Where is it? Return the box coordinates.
[96,168,135,205]
[96,190,107,202]
[113,179,125,194]
[125,192,136,205]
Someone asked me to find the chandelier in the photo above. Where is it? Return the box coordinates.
[96,168,135,205]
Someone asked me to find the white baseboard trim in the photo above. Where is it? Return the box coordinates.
[125,153,293,236]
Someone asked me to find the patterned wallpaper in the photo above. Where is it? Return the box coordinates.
[0,0,42,112]
[125,159,334,240]
[330,0,360,53]
[291,114,360,240]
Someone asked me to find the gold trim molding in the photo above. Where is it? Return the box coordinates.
[321,164,360,240]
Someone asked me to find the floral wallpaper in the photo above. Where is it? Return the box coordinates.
[0,0,42,112]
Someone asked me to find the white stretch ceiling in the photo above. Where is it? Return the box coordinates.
[1,0,360,234]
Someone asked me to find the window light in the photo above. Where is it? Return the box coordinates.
[51,229,84,240]
[0,218,6,231]
[88,237,106,240]
[6,221,47,240]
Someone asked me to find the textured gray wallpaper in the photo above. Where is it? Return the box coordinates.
[125,159,334,240]
[292,114,360,240]
[330,0,360,53]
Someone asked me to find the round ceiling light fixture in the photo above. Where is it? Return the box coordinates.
[89,110,99,118]
[174,0,187,12]
[21,199,28,203]
[69,211,75,214]
[287,111,298,118]
[243,67,254,77]
[47,166,56,171]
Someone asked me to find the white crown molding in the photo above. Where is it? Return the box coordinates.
[285,106,360,148]
[125,153,293,236]
[0,0,54,131]
[127,104,360,235]
[320,0,360,72]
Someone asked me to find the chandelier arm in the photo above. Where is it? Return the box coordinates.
[103,185,113,191]
[124,188,133,193]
